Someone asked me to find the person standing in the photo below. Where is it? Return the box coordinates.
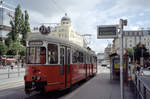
[136,62,141,75]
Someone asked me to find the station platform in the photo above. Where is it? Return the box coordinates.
[62,67,135,99]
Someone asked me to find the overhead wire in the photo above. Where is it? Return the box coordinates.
[50,0,65,13]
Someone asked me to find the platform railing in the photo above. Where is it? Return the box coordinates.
[0,65,25,80]
[134,74,150,99]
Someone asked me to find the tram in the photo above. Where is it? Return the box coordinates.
[24,32,97,94]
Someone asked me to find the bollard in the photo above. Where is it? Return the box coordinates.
[18,66,20,76]
[8,66,10,78]
[143,86,146,99]
[139,80,141,93]
[11,65,13,69]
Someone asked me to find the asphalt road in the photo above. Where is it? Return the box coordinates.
[0,77,95,99]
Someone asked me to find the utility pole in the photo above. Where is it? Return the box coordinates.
[119,19,127,99]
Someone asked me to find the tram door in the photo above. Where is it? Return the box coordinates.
[60,46,71,88]
[66,48,71,87]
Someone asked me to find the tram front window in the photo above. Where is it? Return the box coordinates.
[27,47,46,64]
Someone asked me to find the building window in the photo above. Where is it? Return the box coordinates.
[130,44,132,47]
[137,32,139,36]
[130,40,132,42]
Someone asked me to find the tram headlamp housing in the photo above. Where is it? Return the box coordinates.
[32,76,36,80]
[37,76,41,80]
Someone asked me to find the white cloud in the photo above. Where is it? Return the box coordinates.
[139,13,144,16]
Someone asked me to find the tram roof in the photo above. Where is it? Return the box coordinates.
[27,32,96,55]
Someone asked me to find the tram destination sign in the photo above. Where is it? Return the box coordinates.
[28,41,43,46]
[97,25,118,39]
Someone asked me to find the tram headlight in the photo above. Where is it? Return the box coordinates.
[32,76,36,80]
[37,76,41,80]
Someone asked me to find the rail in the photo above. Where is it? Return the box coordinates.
[0,65,25,80]
[133,74,150,99]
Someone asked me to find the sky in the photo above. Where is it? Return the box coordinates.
[5,0,150,53]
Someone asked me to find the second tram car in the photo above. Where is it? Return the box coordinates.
[24,32,97,94]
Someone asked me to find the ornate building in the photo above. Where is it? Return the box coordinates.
[112,30,150,54]
[50,13,87,48]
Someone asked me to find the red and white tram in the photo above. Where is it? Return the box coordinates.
[24,32,97,94]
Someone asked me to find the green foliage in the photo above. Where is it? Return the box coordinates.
[0,42,8,56]
[7,5,23,42]
[7,41,24,55]
[5,4,30,57]
[126,48,134,58]
[134,43,149,62]
[19,46,26,57]
[5,37,13,47]
[21,10,30,46]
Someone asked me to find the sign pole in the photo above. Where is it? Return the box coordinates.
[119,19,124,99]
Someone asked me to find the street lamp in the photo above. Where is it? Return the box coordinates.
[119,19,127,99]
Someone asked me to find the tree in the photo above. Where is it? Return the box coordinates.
[7,5,23,42]
[7,41,23,55]
[0,42,8,56]
[5,36,13,47]
[134,43,149,63]
[5,4,30,57]
[19,46,26,57]
[126,48,134,58]
[21,10,30,46]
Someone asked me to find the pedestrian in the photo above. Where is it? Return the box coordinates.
[136,62,141,75]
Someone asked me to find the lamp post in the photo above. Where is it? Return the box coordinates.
[119,19,127,99]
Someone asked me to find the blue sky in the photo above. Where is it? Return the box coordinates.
[4,0,150,53]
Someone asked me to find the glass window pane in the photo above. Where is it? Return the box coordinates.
[48,44,58,64]
[27,47,46,64]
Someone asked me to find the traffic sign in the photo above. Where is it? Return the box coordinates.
[97,25,118,39]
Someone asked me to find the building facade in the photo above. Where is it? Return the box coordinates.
[104,44,111,60]
[97,53,104,63]
[112,30,150,53]
[50,13,87,48]
[0,1,14,41]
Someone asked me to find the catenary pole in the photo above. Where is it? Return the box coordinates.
[119,19,124,99]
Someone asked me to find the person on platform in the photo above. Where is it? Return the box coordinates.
[136,61,141,75]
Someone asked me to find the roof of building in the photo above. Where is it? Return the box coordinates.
[61,13,71,21]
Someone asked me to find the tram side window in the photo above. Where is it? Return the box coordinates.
[79,52,83,63]
[88,55,90,64]
[92,56,94,64]
[90,56,92,63]
[83,53,86,63]
[60,48,65,64]
[48,44,58,64]
[86,55,88,64]
[72,50,78,63]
